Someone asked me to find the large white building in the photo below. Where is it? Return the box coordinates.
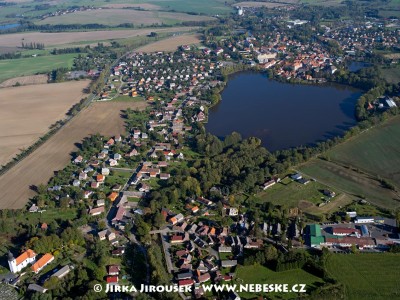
[8,249,37,273]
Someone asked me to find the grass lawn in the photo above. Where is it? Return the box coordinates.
[326,115,400,190]
[105,170,132,191]
[326,254,400,300]
[236,265,324,299]
[15,208,78,224]
[0,53,79,83]
[257,179,337,208]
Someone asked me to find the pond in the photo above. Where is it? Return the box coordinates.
[0,23,20,30]
[205,72,362,152]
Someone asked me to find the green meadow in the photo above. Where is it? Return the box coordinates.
[0,53,79,83]
[326,254,400,300]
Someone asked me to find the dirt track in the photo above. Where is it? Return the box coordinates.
[0,100,147,209]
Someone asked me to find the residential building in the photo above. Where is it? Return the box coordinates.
[31,253,54,274]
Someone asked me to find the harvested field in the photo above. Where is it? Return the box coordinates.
[0,80,89,165]
[0,100,147,209]
[0,27,198,48]
[37,9,215,26]
[136,34,201,52]
[234,1,288,8]
[101,3,161,10]
[0,74,48,88]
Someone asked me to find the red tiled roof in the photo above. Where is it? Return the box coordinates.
[15,249,36,266]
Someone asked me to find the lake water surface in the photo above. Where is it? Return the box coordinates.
[206,72,362,151]
[0,23,20,30]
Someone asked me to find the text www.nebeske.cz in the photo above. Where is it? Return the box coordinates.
[101,283,307,293]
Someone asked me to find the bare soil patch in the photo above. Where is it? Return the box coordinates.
[298,200,314,210]
[0,100,147,209]
[0,80,89,165]
[136,34,201,52]
[0,74,48,88]
[0,27,198,48]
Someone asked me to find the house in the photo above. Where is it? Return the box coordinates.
[106,276,119,284]
[27,284,47,294]
[112,247,125,256]
[79,172,87,180]
[355,217,374,224]
[112,206,126,223]
[332,227,360,236]
[191,206,199,214]
[169,213,184,225]
[160,173,171,180]
[88,206,105,216]
[98,229,108,240]
[108,192,119,202]
[346,211,357,218]
[197,197,212,206]
[97,199,105,207]
[108,265,120,276]
[29,204,39,213]
[74,155,83,164]
[298,178,310,185]
[96,174,105,182]
[102,168,110,175]
[31,253,54,274]
[221,260,237,268]
[323,190,336,198]
[109,159,118,166]
[106,138,115,147]
[198,272,211,283]
[171,235,184,244]
[176,271,192,280]
[263,179,276,190]
[52,265,73,279]
[214,47,224,55]
[291,173,302,180]
[91,182,100,189]
[84,191,93,199]
[115,135,122,142]
[178,279,194,287]
[8,249,37,273]
[196,111,206,122]
[228,208,238,216]
[218,246,232,253]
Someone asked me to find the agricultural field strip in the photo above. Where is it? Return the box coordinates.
[0,27,199,48]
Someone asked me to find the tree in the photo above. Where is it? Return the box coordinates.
[264,245,278,262]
